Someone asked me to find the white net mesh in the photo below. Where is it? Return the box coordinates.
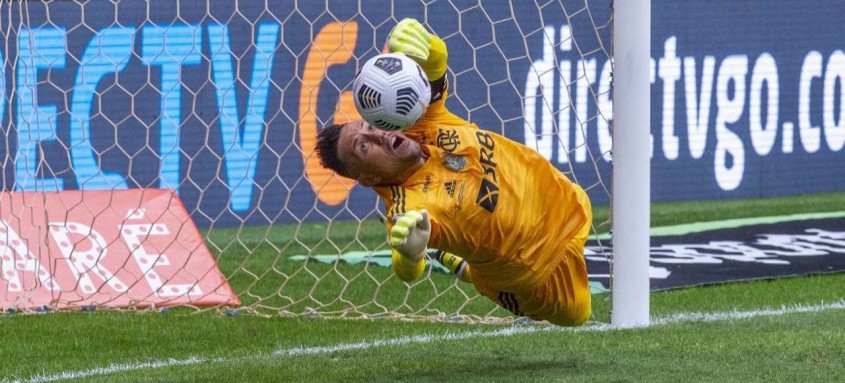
[0,1,612,322]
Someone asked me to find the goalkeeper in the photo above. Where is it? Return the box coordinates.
[315,18,592,326]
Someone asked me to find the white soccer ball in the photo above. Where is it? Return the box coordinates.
[353,53,431,131]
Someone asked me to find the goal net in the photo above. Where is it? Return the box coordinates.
[1,1,627,323]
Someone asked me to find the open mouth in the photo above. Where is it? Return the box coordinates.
[392,135,404,150]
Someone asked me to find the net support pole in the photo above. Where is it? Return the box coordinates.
[611,0,651,328]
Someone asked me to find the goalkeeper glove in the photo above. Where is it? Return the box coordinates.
[389,209,431,261]
[387,18,433,62]
[387,18,447,81]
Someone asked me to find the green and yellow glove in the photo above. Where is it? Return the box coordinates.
[390,209,431,259]
[389,209,431,281]
[387,18,448,81]
[388,18,432,62]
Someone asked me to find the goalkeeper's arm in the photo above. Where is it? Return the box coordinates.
[387,18,448,101]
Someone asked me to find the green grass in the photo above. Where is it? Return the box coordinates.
[2,191,845,382]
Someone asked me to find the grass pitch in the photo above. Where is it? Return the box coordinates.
[2,192,844,382]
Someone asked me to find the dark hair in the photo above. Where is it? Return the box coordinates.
[315,123,347,177]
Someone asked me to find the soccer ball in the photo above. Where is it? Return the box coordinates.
[353,53,431,131]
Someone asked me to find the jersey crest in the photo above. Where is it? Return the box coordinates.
[436,129,460,152]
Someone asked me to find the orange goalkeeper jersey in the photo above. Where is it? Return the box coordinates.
[375,96,591,290]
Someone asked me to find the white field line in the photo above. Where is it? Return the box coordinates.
[6,299,845,383]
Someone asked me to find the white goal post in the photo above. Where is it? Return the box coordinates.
[611,0,652,327]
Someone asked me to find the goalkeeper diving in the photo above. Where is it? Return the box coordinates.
[315,18,593,326]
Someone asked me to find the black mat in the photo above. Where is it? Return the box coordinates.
[586,217,845,291]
